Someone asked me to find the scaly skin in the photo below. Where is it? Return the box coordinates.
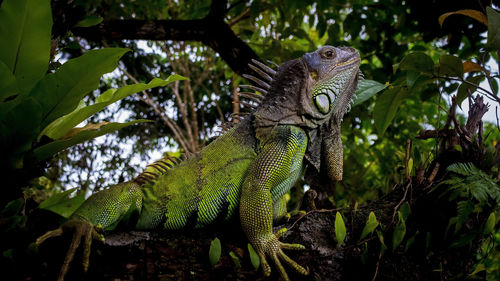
[36,46,361,281]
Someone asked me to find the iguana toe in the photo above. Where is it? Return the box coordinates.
[36,219,104,281]
[254,231,308,281]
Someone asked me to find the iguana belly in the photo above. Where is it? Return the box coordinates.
[136,120,258,230]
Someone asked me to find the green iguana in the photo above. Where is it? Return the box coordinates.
[36,45,361,281]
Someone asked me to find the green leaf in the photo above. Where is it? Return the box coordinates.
[28,48,130,129]
[1,198,24,217]
[376,230,387,256]
[0,60,19,101]
[468,263,486,277]
[392,211,406,250]
[398,52,434,74]
[38,188,85,218]
[439,55,463,77]
[40,76,187,140]
[335,212,347,244]
[0,0,52,94]
[74,15,103,28]
[33,120,150,161]
[405,70,420,89]
[373,87,407,135]
[352,79,387,107]
[0,97,42,162]
[408,157,414,176]
[483,212,496,235]
[486,7,500,50]
[456,75,485,107]
[455,200,473,233]
[404,232,417,252]
[399,202,411,221]
[209,237,221,267]
[229,251,241,269]
[247,243,260,270]
[360,211,379,239]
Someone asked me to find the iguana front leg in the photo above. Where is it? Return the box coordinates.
[240,125,309,280]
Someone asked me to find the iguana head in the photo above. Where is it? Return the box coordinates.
[246,46,361,181]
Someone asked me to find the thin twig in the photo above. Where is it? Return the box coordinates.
[496,106,499,131]
[428,163,440,183]
[391,181,411,224]
[120,67,192,153]
[228,8,250,26]
[434,75,500,103]
[287,207,343,231]
[371,251,382,281]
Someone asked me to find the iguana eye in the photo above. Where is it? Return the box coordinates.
[314,94,331,114]
[321,48,336,59]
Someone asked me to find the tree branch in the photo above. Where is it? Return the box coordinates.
[72,16,259,76]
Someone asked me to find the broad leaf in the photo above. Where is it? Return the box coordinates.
[438,9,488,26]
[486,7,500,50]
[405,232,417,252]
[229,251,241,269]
[38,188,85,218]
[29,48,129,129]
[398,52,434,74]
[74,16,103,28]
[247,243,260,270]
[335,212,346,245]
[0,97,42,165]
[40,76,187,140]
[33,120,150,161]
[62,121,111,139]
[352,79,387,107]
[377,230,387,255]
[208,237,221,266]
[392,211,406,250]
[373,87,407,135]
[468,264,486,277]
[1,198,24,217]
[406,72,433,94]
[0,60,19,101]
[439,55,463,77]
[399,202,411,221]
[482,212,496,235]
[360,211,379,239]
[463,61,483,73]
[0,0,52,94]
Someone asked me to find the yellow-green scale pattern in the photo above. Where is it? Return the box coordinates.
[70,120,307,239]
[137,120,258,230]
[71,119,259,231]
[71,181,143,230]
[240,125,307,252]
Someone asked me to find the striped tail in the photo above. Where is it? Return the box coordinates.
[133,156,180,185]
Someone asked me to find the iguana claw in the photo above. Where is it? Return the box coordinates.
[255,228,308,281]
[36,219,104,281]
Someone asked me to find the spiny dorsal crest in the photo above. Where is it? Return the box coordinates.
[236,59,277,110]
[220,59,277,131]
[133,156,180,185]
